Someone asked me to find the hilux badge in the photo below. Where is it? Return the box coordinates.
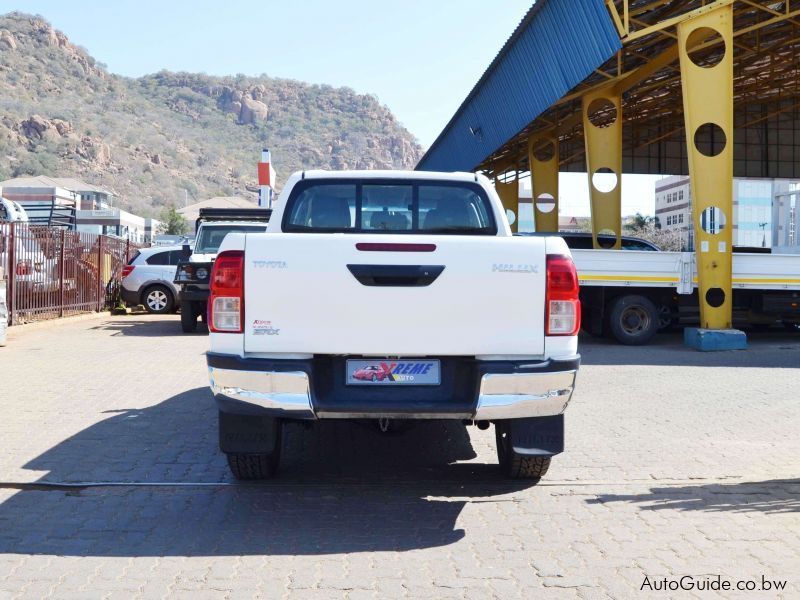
[492,263,538,274]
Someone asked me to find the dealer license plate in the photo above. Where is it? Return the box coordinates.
[346,359,441,386]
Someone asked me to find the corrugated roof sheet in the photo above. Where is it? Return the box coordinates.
[0,175,117,196]
[416,0,621,172]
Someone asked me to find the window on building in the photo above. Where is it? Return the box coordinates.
[679,190,684,201]
[679,213,684,223]
[667,216,672,225]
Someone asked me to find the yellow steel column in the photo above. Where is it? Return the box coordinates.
[529,135,559,232]
[582,89,622,249]
[678,5,734,329]
[495,171,519,233]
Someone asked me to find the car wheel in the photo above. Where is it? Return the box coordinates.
[142,284,173,314]
[608,295,659,345]
[495,421,551,481]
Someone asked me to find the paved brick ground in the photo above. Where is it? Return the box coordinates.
[0,315,798,599]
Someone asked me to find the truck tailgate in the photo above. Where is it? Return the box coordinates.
[243,233,547,356]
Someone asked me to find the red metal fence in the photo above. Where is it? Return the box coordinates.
[0,222,141,325]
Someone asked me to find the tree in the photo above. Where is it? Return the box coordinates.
[159,205,188,235]
[625,212,656,232]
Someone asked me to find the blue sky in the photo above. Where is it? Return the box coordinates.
[6,0,658,215]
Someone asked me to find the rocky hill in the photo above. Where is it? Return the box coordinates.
[0,12,423,216]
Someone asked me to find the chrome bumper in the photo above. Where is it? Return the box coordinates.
[473,369,577,420]
[209,367,315,419]
[209,359,577,421]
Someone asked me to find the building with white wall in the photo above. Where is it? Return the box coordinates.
[654,176,692,249]
[0,176,119,227]
[655,175,798,251]
[772,180,799,252]
[75,208,160,244]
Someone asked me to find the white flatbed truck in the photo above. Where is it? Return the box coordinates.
[571,247,800,344]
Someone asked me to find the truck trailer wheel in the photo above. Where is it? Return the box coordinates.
[180,300,198,333]
[495,422,551,481]
[608,295,659,345]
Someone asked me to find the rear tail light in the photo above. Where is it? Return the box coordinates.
[209,250,244,333]
[545,254,580,336]
[121,265,135,279]
[15,260,31,276]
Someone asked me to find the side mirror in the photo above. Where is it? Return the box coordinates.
[181,243,192,259]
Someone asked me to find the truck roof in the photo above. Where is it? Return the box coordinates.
[300,169,480,182]
[195,207,271,231]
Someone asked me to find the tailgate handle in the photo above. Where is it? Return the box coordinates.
[346,264,444,287]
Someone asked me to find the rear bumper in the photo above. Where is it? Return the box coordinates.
[121,286,140,306]
[207,353,579,420]
[180,286,209,303]
[473,369,577,420]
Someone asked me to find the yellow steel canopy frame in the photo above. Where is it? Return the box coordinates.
[473,0,800,331]
[495,173,519,233]
[678,5,734,329]
[529,135,559,232]
[582,89,622,249]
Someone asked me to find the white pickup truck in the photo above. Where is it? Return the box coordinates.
[206,170,581,481]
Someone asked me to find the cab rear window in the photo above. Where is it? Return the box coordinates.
[283,179,497,235]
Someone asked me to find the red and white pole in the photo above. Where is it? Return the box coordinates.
[258,148,276,209]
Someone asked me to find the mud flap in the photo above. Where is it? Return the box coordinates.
[507,415,564,456]
[219,411,281,454]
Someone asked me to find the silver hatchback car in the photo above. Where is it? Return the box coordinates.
[121,246,184,313]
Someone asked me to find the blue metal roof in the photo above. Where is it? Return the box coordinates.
[416,0,621,172]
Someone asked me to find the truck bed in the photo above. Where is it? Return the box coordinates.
[572,249,800,294]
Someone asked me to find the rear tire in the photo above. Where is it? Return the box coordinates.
[142,284,174,314]
[657,303,678,331]
[495,422,551,481]
[180,300,198,333]
[226,452,280,480]
[608,295,659,345]
[220,412,282,480]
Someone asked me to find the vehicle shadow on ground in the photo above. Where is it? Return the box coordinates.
[579,330,800,368]
[90,317,208,337]
[586,479,800,514]
[0,387,532,556]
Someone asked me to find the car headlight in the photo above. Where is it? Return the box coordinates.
[196,267,208,280]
